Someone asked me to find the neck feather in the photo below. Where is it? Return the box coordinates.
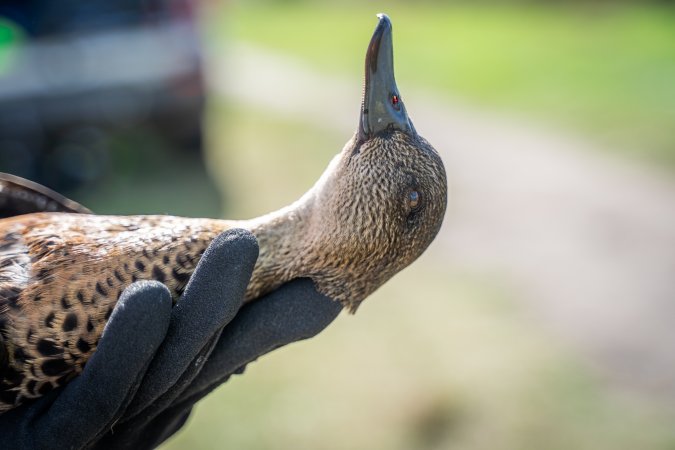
[234,199,314,301]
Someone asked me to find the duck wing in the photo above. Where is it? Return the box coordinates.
[0,173,92,218]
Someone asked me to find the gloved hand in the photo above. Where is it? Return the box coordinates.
[0,229,342,450]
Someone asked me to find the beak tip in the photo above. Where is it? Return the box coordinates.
[375,13,392,29]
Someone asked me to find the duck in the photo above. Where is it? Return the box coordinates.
[0,14,447,414]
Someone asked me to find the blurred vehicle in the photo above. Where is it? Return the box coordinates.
[0,0,205,191]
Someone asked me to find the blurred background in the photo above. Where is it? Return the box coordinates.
[2,0,675,449]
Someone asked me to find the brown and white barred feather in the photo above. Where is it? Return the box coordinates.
[0,213,230,412]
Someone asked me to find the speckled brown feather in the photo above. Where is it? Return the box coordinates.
[0,214,226,406]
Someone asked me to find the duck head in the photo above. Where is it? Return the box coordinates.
[246,14,447,312]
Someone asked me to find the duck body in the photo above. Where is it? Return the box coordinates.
[0,214,229,409]
[0,14,448,413]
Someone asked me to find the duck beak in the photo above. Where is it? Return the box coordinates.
[358,14,415,141]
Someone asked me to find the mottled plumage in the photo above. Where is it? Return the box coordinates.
[0,14,448,413]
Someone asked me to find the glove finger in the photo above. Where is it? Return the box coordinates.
[174,278,342,406]
[21,281,172,450]
[103,280,340,449]
[122,229,258,420]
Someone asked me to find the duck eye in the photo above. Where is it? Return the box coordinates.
[408,190,420,209]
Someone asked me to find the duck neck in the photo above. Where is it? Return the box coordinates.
[234,198,314,301]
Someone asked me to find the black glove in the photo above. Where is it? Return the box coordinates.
[0,229,342,450]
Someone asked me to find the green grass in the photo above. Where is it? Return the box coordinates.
[160,101,675,450]
[202,101,345,219]
[70,131,222,217]
[209,2,675,166]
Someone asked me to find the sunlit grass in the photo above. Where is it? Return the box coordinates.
[208,2,675,166]
[202,101,345,219]
[161,101,675,450]
[72,131,222,217]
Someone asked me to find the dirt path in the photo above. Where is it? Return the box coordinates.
[211,43,675,402]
